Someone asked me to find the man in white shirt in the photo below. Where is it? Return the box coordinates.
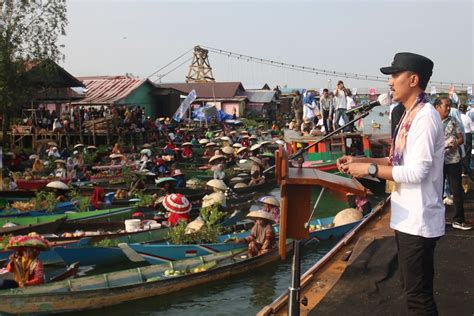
[337,52,443,315]
[333,80,348,130]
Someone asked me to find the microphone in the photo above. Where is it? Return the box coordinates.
[346,93,391,114]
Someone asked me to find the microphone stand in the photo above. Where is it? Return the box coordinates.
[263,108,372,174]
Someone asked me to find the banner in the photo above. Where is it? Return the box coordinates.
[173,89,197,122]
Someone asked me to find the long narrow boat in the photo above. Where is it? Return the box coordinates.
[0,201,78,218]
[0,216,67,236]
[130,215,363,264]
[0,207,136,227]
[0,244,292,314]
[258,197,390,315]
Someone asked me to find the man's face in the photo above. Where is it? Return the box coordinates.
[323,91,329,98]
[436,99,451,119]
[388,71,417,102]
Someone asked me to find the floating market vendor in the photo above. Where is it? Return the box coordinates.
[112,143,123,154]
[236,146,249,159]
[162,193,192,226]
[250,143,262,157]
[221,146,235,162]
[153,158,168,177]
[235,210,276,258]
[89,187,106,209]
[181,142,193,160]
[248,157,265,186]
[46,180,70,201]
[155,177,177,195]
[220,136,232,147]
[203,142,217,158]
[52,159,67,178]
[0,172,18,191]
[66,157,75,177]
[47,146,61,159]
[0,234,50,289]
[72,150,84,168]
[31,156,44,174]
[346,193,372,216]
[258,195,280,224]
[86,145,97,154]
[202,179,227,208]
[172,169,186,188]
[209,155,226,180]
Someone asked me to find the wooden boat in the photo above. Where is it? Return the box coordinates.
[126,214,361,265]
[0,201,78,218]
[47,262,81,282]
[258,197,390,315]
[0,190,36,200]
[16,178,72,191]
[0,244,292,314]
[0,207,137,226]
[0,216,67,236]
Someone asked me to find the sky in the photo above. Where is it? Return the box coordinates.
[61,0,473,91]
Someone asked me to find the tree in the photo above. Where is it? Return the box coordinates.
[0,0,68,139]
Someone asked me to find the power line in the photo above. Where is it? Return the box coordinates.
[152,57,192,83]
[201,45,472,89]
[146,48,194,80]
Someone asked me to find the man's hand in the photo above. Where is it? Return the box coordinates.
[337,155,357,173]
[344,163,371,178]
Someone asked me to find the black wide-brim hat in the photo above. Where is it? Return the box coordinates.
[380,52,434,79]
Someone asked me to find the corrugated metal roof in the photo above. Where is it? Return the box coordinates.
[156,82,245,99]
[73,76,147,105]
[245,90,277,103]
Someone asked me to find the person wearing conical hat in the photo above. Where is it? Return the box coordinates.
[172,169,186,188]
[181,142,193,160]
[236,146,248,159]
[162,193,191,226]
[1,235,50,289]
[234,210,276,258]
[258,195,280,224]
[203,142,216,158]
[52,160,66,178]
[202,179,227,208]
[248,157,265,186]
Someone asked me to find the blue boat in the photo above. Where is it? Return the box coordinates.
[0,201,77,217]
[53,245,129,266]
[127,215,362,265]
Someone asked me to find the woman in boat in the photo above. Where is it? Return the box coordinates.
[46,180,69,201]
[172,169,186,188]
[47,146,61,159]
[346,193,372,216]
[162,193,192,226]
[249,157,265,184]
[221,146,235,163]
[53,159,67,178]
[155,177,177,196]
[236,210,276,258]
[181,142,193,160]
[202,179,227,208]
[209,155,226,180]
[66,157,75,178]
[90,186,106,209]
[112,143,123,154]
[32,157,45,174]
[72,151,84,168]
[258,195,280,224]
[203,142,217,158]
[0,235,49,289]
[236,146,249,160]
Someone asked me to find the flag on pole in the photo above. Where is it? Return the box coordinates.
[173,89,197,122]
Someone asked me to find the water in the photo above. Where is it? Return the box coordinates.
[67,186,349,315]
[70,239,338,316]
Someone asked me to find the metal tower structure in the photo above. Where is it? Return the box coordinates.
[186,46,215,83]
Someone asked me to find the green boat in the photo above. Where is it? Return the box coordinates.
[0,207,137,227]
[0,244,293,314]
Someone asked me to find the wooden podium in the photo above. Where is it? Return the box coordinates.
[276,146,369,259]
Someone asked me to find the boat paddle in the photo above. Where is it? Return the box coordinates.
[118,243,147,263]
